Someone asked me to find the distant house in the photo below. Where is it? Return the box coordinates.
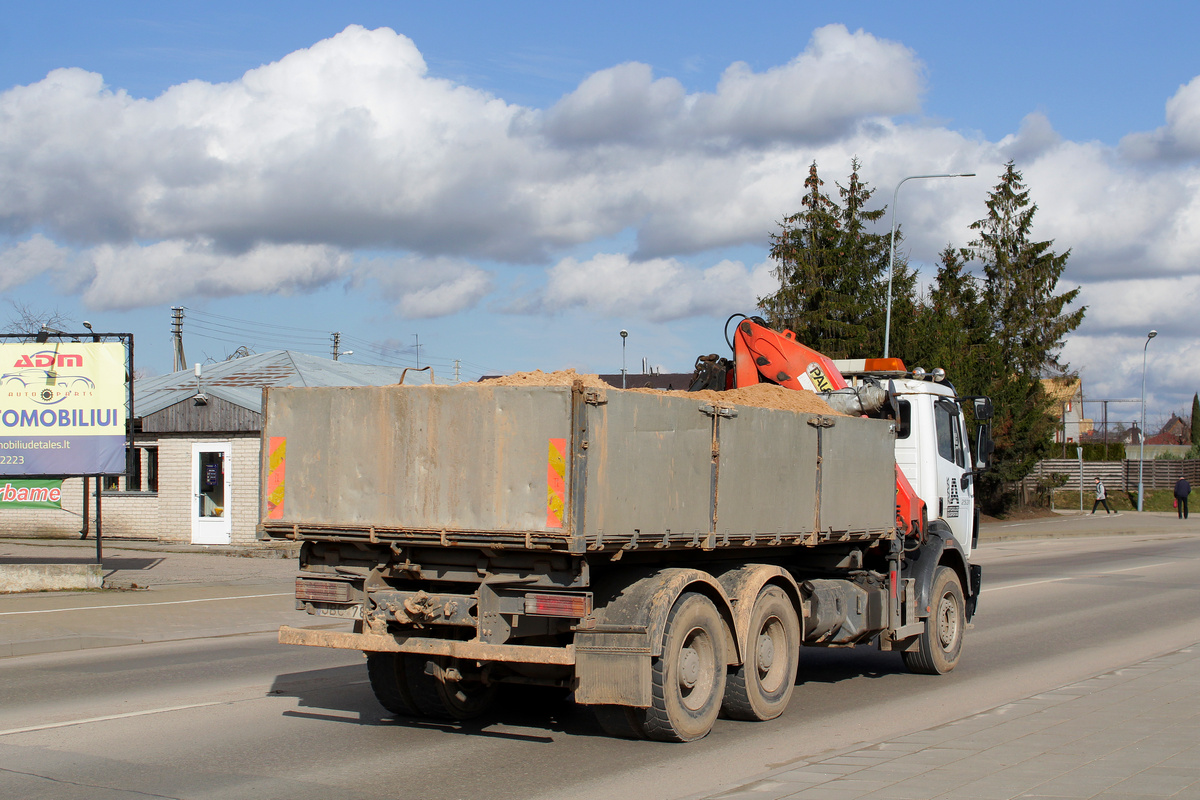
[1146,413,1191,446]
[1,351,410,546]
[1041,376,1092,444]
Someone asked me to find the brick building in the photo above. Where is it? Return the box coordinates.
[1,351,407,546]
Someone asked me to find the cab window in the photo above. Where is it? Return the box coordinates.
[895,400,911,439]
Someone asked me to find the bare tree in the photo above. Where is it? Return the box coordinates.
[3,300,74,340]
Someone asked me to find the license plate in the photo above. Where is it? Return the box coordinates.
[314,603,363,620]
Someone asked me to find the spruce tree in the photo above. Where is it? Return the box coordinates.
[761,161,842,349]
[1190,393,1199,455]
[760,159,905,359]
[970,161,1085,376]
[905,245,996,396]
[966,162,1085,507]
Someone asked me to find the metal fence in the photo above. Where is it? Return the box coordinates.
[1029,459,1200,491]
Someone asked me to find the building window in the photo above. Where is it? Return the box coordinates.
[145,447,158,492]
[103,446,157,493]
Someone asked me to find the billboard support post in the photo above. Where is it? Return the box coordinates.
[81,476,89,539]
[95,474,103,564]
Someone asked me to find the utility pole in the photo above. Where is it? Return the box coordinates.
[331,332,342,360]
[413,334,421,368]
[454,359,461,383]
[171,307,186,372]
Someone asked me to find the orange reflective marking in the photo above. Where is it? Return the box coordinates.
[546,437,567,528]
[267,436,286,519]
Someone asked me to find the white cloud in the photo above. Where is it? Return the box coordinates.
[543,25,924,146]
[0,234,74,291]
[0,23,930,270]
[999,112,1062,163]
[355,255,493,318]
[1121,75,1200,161]
[536,253,777,320]
[1,23,1200,415]
[693,24,924,143]
[81,239,352,309]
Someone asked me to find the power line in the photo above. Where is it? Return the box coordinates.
[176,307,502,381]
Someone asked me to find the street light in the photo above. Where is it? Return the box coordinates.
[1137,329,1158,512]
[620,330,628,389]
[884,172,976,358]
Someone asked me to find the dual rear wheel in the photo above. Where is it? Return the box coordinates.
[601,585,801,742]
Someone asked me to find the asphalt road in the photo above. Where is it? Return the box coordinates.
[2,530,1199,800]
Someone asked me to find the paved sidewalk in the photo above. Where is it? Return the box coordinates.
[703,644,1200,800]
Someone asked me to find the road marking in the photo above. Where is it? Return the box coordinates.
[0,592,291,616]
[984,561,1174,593]
[0,701,225,737]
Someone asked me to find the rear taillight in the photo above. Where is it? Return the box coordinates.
[295,578,354,603]
[524,592,592,618]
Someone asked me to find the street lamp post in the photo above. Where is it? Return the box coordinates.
[1138,329,1158,512]
[620,330,628,389]
[884,172,975,358]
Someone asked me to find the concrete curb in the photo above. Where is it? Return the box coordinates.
[0,562,103,593]
[0,536,301,559]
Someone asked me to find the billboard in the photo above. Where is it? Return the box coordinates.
[0,479,64,509]
[0,342,128,475]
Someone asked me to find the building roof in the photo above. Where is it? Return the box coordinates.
[1041,376,1082,405]
[135,350,412,417]
[596,373,696,391]
[1146,413,1191,445]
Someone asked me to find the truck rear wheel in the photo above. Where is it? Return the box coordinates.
[404,655,498,720]
[636,592,727,742]
[366,652,417,716]
[722,585,799,721]
[903,566,964,675]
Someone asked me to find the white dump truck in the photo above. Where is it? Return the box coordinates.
[260,316,992,741]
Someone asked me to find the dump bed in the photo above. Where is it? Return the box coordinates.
[258,382,896,554]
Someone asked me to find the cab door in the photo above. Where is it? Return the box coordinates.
[932,398,973,555]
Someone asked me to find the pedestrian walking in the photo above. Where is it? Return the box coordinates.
[1175,476,1191,520]
[1091,477,1112,515]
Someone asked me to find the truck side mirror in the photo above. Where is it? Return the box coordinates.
[974,423,994,471]
[972,397,993,421]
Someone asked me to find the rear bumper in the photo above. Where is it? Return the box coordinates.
[277,625,576,666]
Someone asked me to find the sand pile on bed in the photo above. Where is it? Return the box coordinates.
[478,369,609,388]
[476,370,836,415]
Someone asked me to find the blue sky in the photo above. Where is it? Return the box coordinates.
[2,1,1199,427]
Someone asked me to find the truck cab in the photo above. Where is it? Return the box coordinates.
[834,362,992,558]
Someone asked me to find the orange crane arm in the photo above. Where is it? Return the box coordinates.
[729,317,926,539]
[730,318,847,392]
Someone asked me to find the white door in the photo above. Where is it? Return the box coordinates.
[192,442,232,545]
[932,398,972,556]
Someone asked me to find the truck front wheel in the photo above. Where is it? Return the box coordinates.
[903,566,964,675]
[636,592,727,742]
[722,585,799,721]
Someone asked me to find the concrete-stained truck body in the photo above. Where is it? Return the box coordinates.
[262,318,992,742]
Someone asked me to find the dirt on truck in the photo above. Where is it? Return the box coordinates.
[262,315,992,742]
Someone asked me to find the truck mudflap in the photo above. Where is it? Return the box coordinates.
[277,626,576,665]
